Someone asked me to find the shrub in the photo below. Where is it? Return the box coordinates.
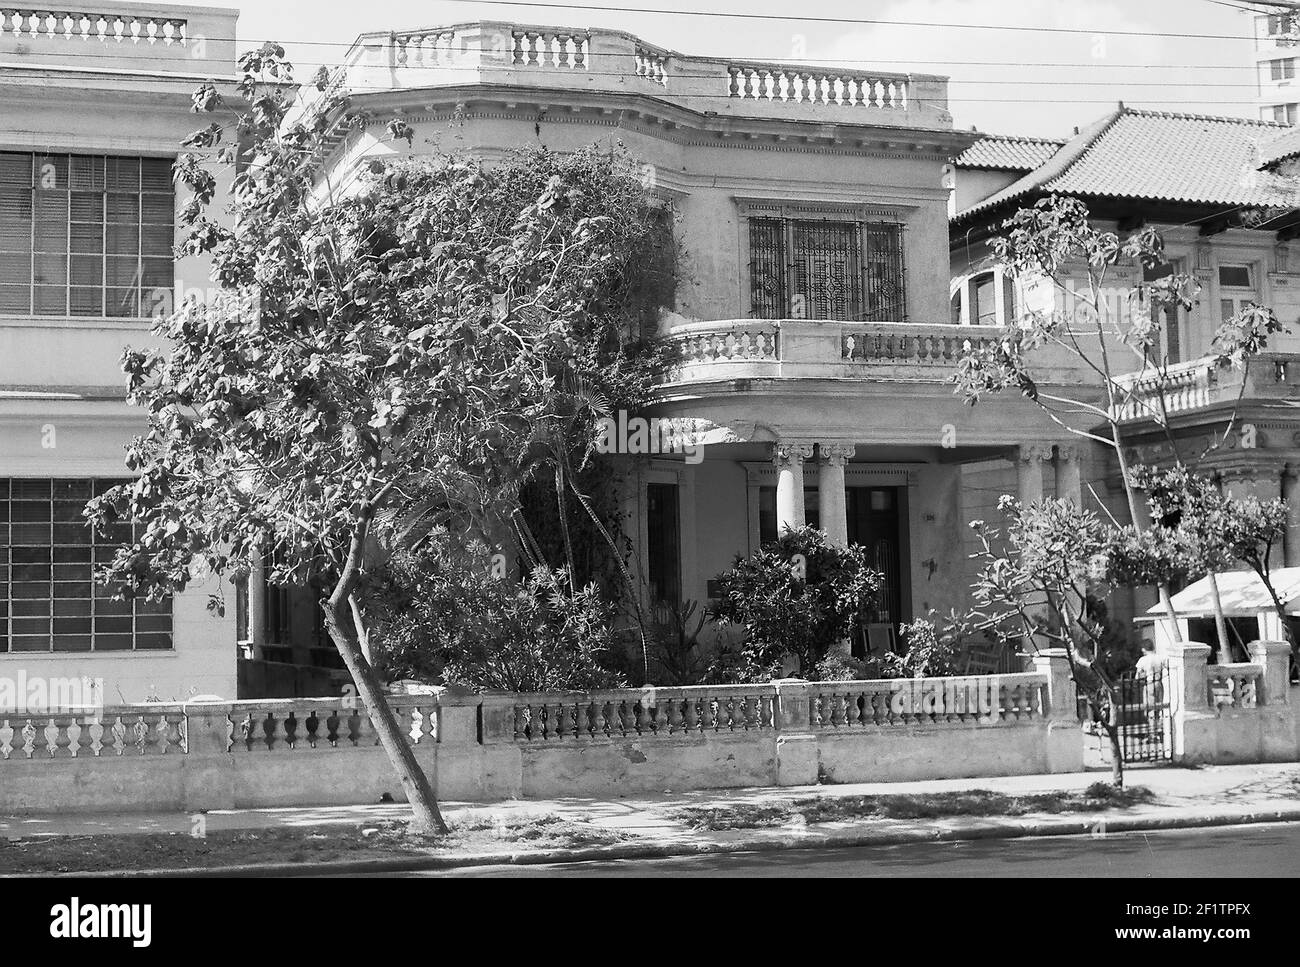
[710,526,881,680]
[369,534,624,693]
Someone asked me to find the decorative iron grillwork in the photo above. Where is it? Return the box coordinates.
[1116,668,1171,763]
[862,222,906,322]
[791,220,861,320]
[747,217,786,320]
[747,217,905,321]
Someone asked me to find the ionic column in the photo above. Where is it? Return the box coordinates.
[773,442,814,535]
[1283,464,1300,567]
[817,443,854,547]
[1054,443,1084,507]
[1017,444,1052,505]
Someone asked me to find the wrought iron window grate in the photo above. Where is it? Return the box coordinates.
[747,217,905,322]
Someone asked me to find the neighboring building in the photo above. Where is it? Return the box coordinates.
[1251,4,1300,124]
[951,107,1300,640]
[0,3,242,702]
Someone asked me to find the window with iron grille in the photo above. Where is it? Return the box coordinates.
[0,152,174,318]
[0,478,173,653]
[747,217,905,321]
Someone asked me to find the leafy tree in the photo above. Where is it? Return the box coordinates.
[82,47,665,833]
[968,497,1134,785]
[370,534,623,693]
[954,195,1284,645]
[710,526,880,680]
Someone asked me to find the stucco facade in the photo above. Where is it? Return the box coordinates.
[0,3,239,701]
[301,21,1110,655]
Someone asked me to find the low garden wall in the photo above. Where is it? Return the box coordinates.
[0,653,1084,814]
[1167,640,1298,765]
[4,645,1294,815]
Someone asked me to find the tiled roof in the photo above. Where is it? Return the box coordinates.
[1259,126,1300,168]
[953,108,1300,225]
[955,134,1064,171]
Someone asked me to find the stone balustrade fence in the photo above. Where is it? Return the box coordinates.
[0,665,1084,813]
[2,646,1294,814]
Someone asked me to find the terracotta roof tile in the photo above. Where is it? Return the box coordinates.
[955,134,1064,171]
[953,109,1300,225]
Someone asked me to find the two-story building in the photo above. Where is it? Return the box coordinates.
[0,3,243,702]
[296,21,1123,660]
[951,106,1300,642]
[2,7,1130,696]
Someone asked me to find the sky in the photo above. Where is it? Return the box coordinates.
[155,0,1276,137]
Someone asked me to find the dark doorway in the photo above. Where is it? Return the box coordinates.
[847,486,906,657]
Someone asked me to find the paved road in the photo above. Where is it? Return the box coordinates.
[427,822,1300,877]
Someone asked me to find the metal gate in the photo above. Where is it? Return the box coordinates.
[1116,668,1172,763]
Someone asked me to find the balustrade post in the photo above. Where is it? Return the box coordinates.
[1165,641,1216,764]
[182,702,232,755]
[1031,649,1084,773]
[479,693,518,744]
[772,680,818,786]
[179,701,236,812]
[1247,640,1297,762]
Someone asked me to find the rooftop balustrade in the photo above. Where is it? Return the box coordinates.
[331,21,951,129]
[0,3,238,73]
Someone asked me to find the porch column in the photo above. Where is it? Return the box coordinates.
[817,443,854,547]
[248,555,267,655]
[1016,444,1051,505]
[1054,443,1084,507]
[773,442,814,535]
[1017,445,1052,653]
[1284,463,1300,567]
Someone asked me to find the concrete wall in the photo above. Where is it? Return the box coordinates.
[0,671,1087,813]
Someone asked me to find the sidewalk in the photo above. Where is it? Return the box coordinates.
[3,762,1298,875]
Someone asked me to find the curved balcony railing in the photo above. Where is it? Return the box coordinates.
[1112,354,1300,423]
[664,318,1075,385]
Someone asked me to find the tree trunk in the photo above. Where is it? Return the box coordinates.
[325,506,447,835]
[1105,716,1125,788]
[322,601,448,835]
[1207,571,1231,662]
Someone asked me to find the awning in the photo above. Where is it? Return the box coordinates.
[1138,567,1300,620]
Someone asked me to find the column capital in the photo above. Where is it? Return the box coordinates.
[1055,443,1081,463]
[772,441,816,466]
[1018,443,1053,465]
[817,442,856,467]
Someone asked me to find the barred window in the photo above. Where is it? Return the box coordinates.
[0,479,173,653]
[747,217,905,322]
[0,152,174,318]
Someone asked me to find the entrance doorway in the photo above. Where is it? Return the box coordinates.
[756,482,909,657]
[847,486,906,658]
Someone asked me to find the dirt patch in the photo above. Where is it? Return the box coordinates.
[673,783,1158,832]
[0,812,628,875]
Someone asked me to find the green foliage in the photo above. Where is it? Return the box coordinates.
[895,610,967,678]
[710,526,881,680]
[370,534,623,693]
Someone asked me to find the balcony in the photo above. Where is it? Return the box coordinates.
[332,21,952,130]
[662,319,1086,387]
[1113,354,1300,423]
